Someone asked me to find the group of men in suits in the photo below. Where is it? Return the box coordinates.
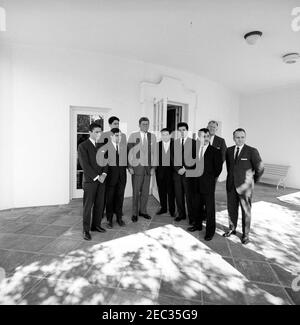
[78,116,264,244]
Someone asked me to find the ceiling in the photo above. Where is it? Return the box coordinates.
[1,0,300,94]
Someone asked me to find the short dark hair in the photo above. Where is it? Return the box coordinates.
[139,117,149,124]
[198,128,210,134]
[108,116,120,125]
[160,128,170,134]
[89,122,102,132]
[233,128,246,136]
[110,128,120,134]
[208,120,218,127]
[177,122,189,130]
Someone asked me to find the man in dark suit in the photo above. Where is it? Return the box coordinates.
[128,117,156,222]
[99,116,127,220]
[78,123,109,241]
[173,122,196,224]
[103,128,127,228]
[155,128,175,217]
[207,120,227,163]
[188,128,222,240]
[223,128,264,244]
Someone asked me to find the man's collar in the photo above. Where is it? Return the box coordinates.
[89,137,96,146]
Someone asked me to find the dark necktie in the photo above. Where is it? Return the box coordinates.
[181,139,185,167]
[234,147,240,164]
[116,144,119,166]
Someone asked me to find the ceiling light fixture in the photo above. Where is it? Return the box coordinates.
[282,53,300,64]
[244,31,263,45]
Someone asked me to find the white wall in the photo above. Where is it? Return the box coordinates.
[3,43,240,209]
[0,40,13,210]
[240,86,300,189]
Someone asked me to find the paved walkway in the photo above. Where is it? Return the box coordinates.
[0,183,299,305]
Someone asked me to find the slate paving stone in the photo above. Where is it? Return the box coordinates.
[245,282,292,305]
[19,278,74,305]
[38,225,70,237]
[0,249,37,275]
[0,276,44,305]
[9,235,55,253]
[39,238,81,255]
[285,287,300,305]
[233,259,280,285]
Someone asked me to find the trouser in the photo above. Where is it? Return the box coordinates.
[227,187,252,237]
[106,181,126,221]
[132,174,151,216]
[173,173,194,222]
[156,171,175,214]
[195,192,216,237]
[82,181,106,232]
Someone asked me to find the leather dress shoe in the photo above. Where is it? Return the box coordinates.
[241,236,250,245]
[156,209,167,215]
[170,211,175,217]
[139,212,151,219]
[132,215,138,222]
[222,229,236,237]
[106,221,113,229]
[204,235,213,241]
[91,226,106,233]
[83,231,91,241]
[187,225,202,232]
[117,219,125,227]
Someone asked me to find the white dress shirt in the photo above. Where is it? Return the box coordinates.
[163,140,170,153]
[210,135,215,146]
[234,144,244,158]
[140,131,147,144]
[199,143,209,159]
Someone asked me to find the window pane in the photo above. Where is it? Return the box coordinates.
[77,134,89,149]
[77,114,90,132]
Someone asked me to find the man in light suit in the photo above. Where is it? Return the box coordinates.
[173,122,196,224]
[187,128,222,240]
[155,128,175,217]
[207,120,227,163]
[128,117,156,222]
[78,123,108,241]
[223,128,264,244]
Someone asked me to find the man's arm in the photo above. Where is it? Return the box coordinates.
[214,148,223,178]
[78,144,99,180]
[251,148,264,183]
[221,138,227,163]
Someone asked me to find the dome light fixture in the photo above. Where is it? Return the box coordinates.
[244,31,263,45]
[282,53,300,64]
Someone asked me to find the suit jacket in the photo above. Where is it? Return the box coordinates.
[128,131,157,175]
[104,142,127,187]
[226,144,264,193]
[155,140,174,180]
[212,135,227,162]
[173,137,197,174]
[194,143,223,194]
[78,139,108,183]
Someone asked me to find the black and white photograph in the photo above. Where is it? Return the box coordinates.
[0,0,299,308]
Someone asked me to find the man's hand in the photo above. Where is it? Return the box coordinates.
[178,167,186,175]
[99,173,107,183]
[128,168,134,175]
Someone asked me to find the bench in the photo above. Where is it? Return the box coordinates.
[260,163,290,190]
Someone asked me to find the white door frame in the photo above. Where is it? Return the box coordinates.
[69,106,111,200]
